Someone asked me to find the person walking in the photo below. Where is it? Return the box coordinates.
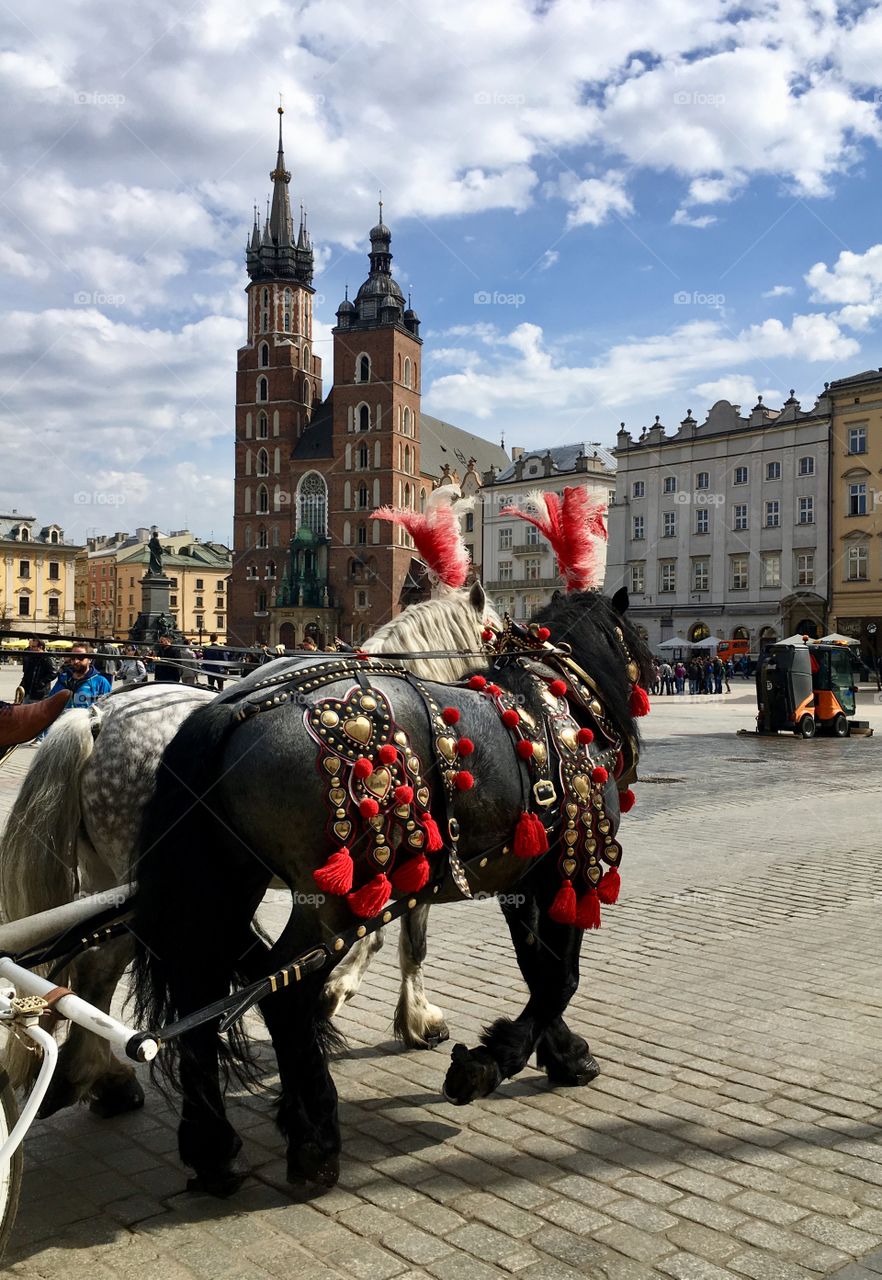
[49,645,112,709]
[153,634,181,683]
[116,645,148,686]
[202,633,227,691]
[724,659,733,693]
[19,638,56,741]
[674,661,686,695]
[179,640,199,686]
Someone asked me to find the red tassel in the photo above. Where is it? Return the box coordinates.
[516,739,534,760]
[548,880,577,925]
[468,675,487,690]
[577,727,594,745]
[422,813,444,851]
[454,770,474,791]
[513,810,548,858]
[391,854,430,893]
[359,797,379,818]
[501,708,521,728]
[597,867,621,904]
[354,757,373,780]
[549,679,568,698]
[348,873,392,918]
[313,847,354,895]
[619,787,636,813]
[575,889,601,930]
[394,784,414,804]
[377,744,397,764]
[591,766,609,785]
[457,737,474,756]
[629,685,651,717]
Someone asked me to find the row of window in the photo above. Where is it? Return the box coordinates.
[353,353,417,388]
[633,498,815,539]
[14,596,62,617]
[631,456,816,497]
[256,375,312,404]
[258,341,310,370]
[8,529,62,544]
[630,552,817,595]
[15,561,61,579]
[498,525,542,550]
[496,559,544,581]
[256,286,307,338]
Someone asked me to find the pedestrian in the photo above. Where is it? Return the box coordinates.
[153,634,182,683]
[649,659,661,695]
[202,633,227,691]
[712,655,724,694]
[724,659,733,693]
[179,639,199,686]
[94,636,121,679]
[674,661,686,695]
[49,645,112,709]
[660,660,674,695]
[299,638,318,653]
[19,638,56,741]
[116,645,148,686]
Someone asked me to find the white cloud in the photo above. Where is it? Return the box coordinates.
[805,243,882,330]
[671,209,717,229]
[537,250,559,271]
[558,171,632,228]
[690,377,782,408]
[762,284,795,298]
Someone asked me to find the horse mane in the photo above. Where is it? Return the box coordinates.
[365,586,501,684]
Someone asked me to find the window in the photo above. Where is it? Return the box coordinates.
[695,471,709,490]
[358,404,370,432]
[798,455,815,476]
[731,557,749,590]
[465,512,474,533]
[265,560,276,579]
[48,561,60,580]
[357,354,370,383]
[257,448,269,476]
[303,345,310,370]
[848,482,867,516]
[283,288,291,333]
[216,579,225,591]
[19,528,29,542]
[257,377,268,402]
[692,558,709,591]
[49,530,59,544]
[257,485,269,514]
[663,476,677,494]
[765,501,780,528]
[847,544,869,580]
[246,563,258,580]
[499,526,513,550]
[695,509,709,534]
[357,443,369,469]
[260,343,269,368]
[663,511,677,537]
[798,496,814,525]
[357,483,370,510]
[18,560,30,579]
[632,515,645,540]
[403,406,411,436]
[257,528,268,549]
[195,578,204,590]
[761,553,781,588]
[848,426,867,454]
[766,461,781,480]
[216,615,224,628]
[659,563,676,593]
[216,596,224,608]
[357,524,367,546]
[734,466,748,485]
[404,357,412,388]
[195,596,204,608]
[257,412,268,439]
[630,564,645,594]
[498,561,513,582]
[632,481,645,498]
[733,504,748,531]
[17,596,29,617]
[797,554,814,586]
[170,594,178,607]
[524,558,541,581]
[525,524,541,546]
[257,591,267,613]
[48,596,59,617]
[299,472,328,536]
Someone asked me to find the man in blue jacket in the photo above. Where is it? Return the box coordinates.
[50,645,112,708]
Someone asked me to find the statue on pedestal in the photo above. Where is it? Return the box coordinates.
[147,529,164,577]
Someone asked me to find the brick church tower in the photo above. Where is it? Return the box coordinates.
[228,107,323,645]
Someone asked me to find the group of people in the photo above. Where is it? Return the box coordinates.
[649,655,734,696]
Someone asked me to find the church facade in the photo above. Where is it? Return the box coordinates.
[228,110,507,648]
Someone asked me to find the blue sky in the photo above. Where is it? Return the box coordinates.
[1,0,882,544]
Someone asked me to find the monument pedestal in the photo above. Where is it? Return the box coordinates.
[129,574,184,644]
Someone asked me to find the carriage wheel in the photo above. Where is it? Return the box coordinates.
[0,1066,22,1260]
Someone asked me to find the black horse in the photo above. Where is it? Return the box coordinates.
[131,589,652,1195]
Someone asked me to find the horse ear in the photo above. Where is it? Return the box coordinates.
[469,580,486,613]
[551,589,565,603]
[612,586,630,616]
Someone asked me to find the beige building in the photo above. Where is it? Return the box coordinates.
[0,511,81,634]
[828,370,882,667]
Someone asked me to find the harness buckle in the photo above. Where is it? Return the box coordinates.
[533,779,557,807]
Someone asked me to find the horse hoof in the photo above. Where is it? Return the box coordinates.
[443,1043,502,1105]
[89,1075,145,1119]
[187,1162,248,1198]
[37,1074,81,1119]
[288,1145,340,1188]
[402,1020,450,1051]
[544,1052,601,1087]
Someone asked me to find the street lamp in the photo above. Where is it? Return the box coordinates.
[867,622,880,691]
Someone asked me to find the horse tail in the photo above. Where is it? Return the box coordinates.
[130,698,251,1089]
[0,708,98,923]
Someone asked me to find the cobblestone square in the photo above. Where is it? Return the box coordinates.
[2,668,881,1278]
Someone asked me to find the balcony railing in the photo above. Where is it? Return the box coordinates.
[509,542,546,556]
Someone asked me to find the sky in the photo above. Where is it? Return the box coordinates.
[2,0,882,545]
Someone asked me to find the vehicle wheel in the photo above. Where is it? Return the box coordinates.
[0,1065,23,1261]
[795,714,816,739]
[831,713,849,738]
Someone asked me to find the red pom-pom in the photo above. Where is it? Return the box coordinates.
[441,706,460,725]
[454,770,474,791]
[359,797,379,818]
[457,737,474,756]
[391,854,430,894]
[422,813,444,851]
[513,810,548,857]
[516,739,534,759]
[313,847,354,895]
[486,683,502,696]
[577,727,594,745]
[468,675,487,690]
[591,766,609,785]
[597,866,621,904]
[377,744,397,764]
[501,708,520,728]
[394,784,414,805]
[629,685,651,717]
[549,679,568,698]
[618,787,636,813]
[348,873,391,918]
[536,627,551,641]
[481,628,494,643]
[575,889,601,930]
[354,757,373,780]
[548,880,577,925]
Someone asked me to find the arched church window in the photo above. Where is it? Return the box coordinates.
[403,406,411,436]
[257,527,268,549]
[283,288,292,333]
[256,448,269,476]
[357,483,369,510]
[266,559,277,579]
[303,377,311,404]
[358,443,369,470]
[404,357,411,388]
[257,485,269,514]
[404,444,411,474]
[298,472,328,537]
[358,404,370,432]
[259,343,269,368]
[357,354,370,383]
[257,377,268,402]
[303,345,310,371]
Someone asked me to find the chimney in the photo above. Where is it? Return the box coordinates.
[511,446,524,462]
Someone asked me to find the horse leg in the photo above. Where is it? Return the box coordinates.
[443,880,585,1105]
[321,931,384,1018]
[394,905,449,1049]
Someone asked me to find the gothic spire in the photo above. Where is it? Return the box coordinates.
[268,105,293,248]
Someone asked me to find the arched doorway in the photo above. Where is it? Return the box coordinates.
[759,626,777,650]
[795,618,820,638]
[279,622,295,651]
[689,621,709,643]
[733,625,749,641]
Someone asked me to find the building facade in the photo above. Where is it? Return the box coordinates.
[481,444,616,621]
[0,512,80,634]
[606,397,829,652]
[228,111,507,649]
[827,370,882,667]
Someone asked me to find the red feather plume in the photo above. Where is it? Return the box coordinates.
[371,486,472,589]
[501,486,607,591]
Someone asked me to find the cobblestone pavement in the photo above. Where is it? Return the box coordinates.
[1,665,882,1278]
